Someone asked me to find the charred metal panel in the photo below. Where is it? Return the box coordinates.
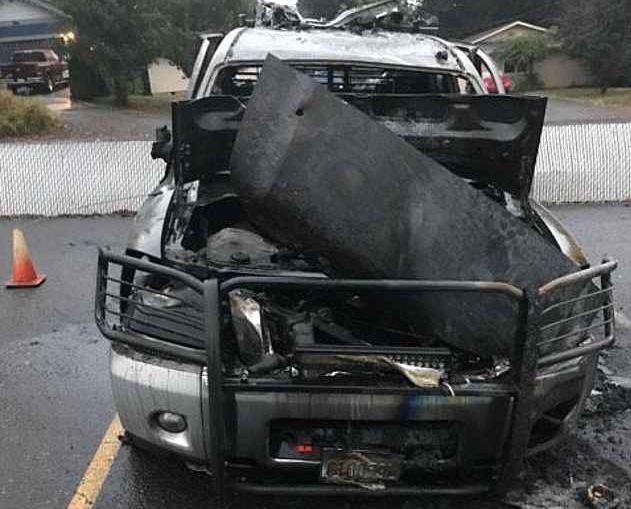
[340,93,547,195]
[230,391,514,467]
[230,56,584,358]
[172,96,245,184]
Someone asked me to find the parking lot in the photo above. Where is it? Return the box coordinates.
[1,206,630,509]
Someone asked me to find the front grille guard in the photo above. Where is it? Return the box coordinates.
[95,249,617,500]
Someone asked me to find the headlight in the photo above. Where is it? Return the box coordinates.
[137,288,182,308]
[126,284,204,348]
[229,290,274,366]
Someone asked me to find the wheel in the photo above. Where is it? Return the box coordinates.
[43,76,54,94]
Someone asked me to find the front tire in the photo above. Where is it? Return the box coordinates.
[43,76,54,94]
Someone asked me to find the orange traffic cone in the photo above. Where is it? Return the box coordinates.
[6,229,46,288]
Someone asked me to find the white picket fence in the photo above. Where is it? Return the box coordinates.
[1,122,630,216]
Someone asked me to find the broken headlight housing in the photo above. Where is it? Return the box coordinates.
[229,290,275,366]
[137,288,183,309]
[126,281,205,349]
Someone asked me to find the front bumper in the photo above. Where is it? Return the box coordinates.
[97,250,616,497]
[111,343,597,495]
[111,341,596,481]
[7,77,47,88]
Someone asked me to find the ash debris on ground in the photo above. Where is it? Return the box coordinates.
[502,352,631,509]
[230,344,631,509]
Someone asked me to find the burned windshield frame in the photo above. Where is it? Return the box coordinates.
[212,63,473,97]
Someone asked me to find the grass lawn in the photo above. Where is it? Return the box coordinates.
[0,90,60,138]
[91,92,186,116]
[544,87,631,108]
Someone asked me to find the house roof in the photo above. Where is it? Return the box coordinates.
[0,21,58,41]
[0,0,70,20]
[465,21,548,45]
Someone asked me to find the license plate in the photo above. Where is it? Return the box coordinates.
[320,450,402,486]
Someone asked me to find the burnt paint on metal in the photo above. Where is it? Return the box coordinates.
[339,92,547,195]
[229,390,514,467]
[127,181,174,259]
[230,55,583,358]
[172,96,245,184]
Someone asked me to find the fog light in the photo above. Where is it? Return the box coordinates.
[156,412,187,433]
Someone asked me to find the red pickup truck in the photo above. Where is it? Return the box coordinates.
[2,49,69,94]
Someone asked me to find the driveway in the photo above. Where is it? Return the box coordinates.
[7,87,170,142]
[545,98,631,125]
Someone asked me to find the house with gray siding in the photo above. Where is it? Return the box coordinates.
[0,0,69,63]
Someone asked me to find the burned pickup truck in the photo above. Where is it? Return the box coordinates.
[96,1,617,503]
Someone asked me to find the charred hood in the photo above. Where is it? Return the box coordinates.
[227,56,584,358]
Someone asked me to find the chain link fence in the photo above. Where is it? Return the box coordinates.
[533,122,631,203]
[0,141,162,216]
[1,122,631,217]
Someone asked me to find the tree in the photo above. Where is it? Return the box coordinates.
[558,0,631,93]
[497,34,547,90]
[297,0,561,37]
[426,0,560,39]
[163,0,254,76]
[56,0,170,106]
[54,0,254,103]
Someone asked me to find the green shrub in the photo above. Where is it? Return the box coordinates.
[0,91,61,138]
[512,73,545,92]
[68,57,109,100]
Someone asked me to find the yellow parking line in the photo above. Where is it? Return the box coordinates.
[67,415,123,509]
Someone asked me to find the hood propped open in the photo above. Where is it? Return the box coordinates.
[228,55,585,358]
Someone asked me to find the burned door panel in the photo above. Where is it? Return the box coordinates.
[230,56,586,358]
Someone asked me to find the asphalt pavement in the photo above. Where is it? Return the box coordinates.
[0,206,630,508]
[543,98,631,125]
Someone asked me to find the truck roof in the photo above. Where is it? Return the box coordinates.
[220,27,465,72]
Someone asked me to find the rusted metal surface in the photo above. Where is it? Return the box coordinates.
[230,56,583,358]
